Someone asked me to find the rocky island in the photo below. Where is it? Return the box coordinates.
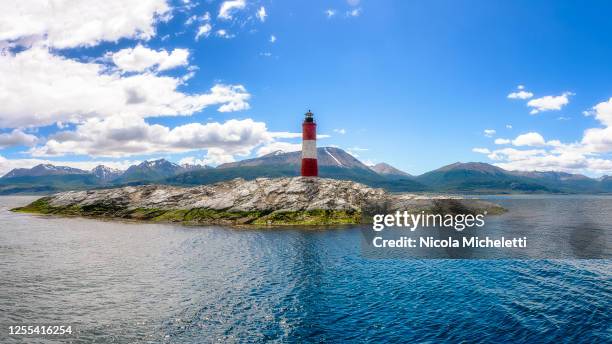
[13,177,504,226]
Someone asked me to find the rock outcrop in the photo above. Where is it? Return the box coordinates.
[13,177,504,226]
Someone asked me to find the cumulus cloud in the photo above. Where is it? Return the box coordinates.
[0,129,38,148]
[29,117,298,160]
[507,85,533,99]
[494,138,511,145]
[256,142,302,156]
[218,0,246,20]
[473,98,612,175]
[0,1,171,49]
[111,45,189,72]
[589,97,612,126]
[269,35,276,43]
[472,148,490,154]
[0,48,250,128]
[256,6,267,22]
[201,148,239,165]
[527,92,573,114]
[325,9,336,18]
[483,129,496,137]
[512,132,546,146]
[581,98,612,153]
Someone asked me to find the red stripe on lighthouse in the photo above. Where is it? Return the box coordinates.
[303,123,316,140]
[301,158,318,177]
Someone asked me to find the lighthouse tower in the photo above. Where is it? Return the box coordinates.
[301,110,318,177]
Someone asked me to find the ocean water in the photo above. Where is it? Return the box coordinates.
[0,196,610,343]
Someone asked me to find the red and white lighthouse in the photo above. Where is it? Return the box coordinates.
[301,110,318,177]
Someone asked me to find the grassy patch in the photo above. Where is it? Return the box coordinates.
[252,209,362,226]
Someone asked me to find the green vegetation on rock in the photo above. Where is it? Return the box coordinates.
[12,198,362,226]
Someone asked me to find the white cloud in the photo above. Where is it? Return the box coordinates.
[512,132,546,146]
[474,98,612,175]
[29,117,295,159]
[494,138,511,145]
[472,148,490,154]
[188,11,211,25]
[111,45,189,72]
[492,151,594,174]
[483,129,496,137]
[0,0,171,49]
[507,85,533,99]
[346,8,362,17]
[0,47,250,128]
[216,29,234,38]
[256,6,267,22]
[218,0,246,20]
[507,90,534,100]
[325,9,336,18]
[256,142,301,156]
[269,35,276,43]
[582,127,612,153]
[200,147,238,165]
[527,92,573,114]
[333,128,346,135]
[590,97,612,127]
[580,98,612,153]
[186,15,198,25]
[506,124,513,129]
[196,23,212,40]
[269,132,302,139]
[0,129,38,148]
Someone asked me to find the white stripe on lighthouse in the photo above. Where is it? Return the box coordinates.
[302,140,317,159]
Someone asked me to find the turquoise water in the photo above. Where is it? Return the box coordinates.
[0,196,610,343]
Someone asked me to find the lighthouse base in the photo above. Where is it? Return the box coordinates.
[301,158,318,177]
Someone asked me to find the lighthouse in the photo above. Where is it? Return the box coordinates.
[301,110,318,177]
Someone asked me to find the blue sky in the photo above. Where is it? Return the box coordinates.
[1,0,612,176]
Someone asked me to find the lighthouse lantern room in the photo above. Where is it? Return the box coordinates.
[301,110,318,177]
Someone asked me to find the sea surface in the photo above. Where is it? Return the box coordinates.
[0,195,610,343]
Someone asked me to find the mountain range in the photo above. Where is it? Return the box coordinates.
[1,147,611,194]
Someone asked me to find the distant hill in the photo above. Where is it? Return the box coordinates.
[415,162,553,193]
[0,174,100,195]
[3,164,88,178]
[91,165,123,182]
[115,159,187,183]
[370,163,411,179]
[218,147,370,169]
[169,148,426,192]
[2,150,612,195]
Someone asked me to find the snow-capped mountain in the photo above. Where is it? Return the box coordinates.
[91,165,123,182]
[2,164,89,178]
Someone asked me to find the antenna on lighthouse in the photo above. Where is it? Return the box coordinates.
[301,110,318,177]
